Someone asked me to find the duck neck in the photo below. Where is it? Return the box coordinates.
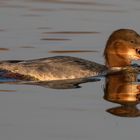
[104,41,132,68]
[105,53,131,68]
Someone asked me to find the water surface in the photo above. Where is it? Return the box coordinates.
[1,0,140,140]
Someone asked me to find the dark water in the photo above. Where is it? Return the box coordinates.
[1,0,140,140]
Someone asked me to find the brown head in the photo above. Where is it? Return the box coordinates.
[104,29,140,68]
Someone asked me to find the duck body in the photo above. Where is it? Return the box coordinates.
[1,29,140,81]
[0,56,106,81]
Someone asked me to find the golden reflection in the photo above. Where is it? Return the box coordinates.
[104,71,140,117]
[42,31,100,34]
[0,48,9,51]
[40,38,71,41]
[0,89,16,92]
[48,50,98,53]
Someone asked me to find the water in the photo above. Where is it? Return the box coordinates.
[1,0,140,140]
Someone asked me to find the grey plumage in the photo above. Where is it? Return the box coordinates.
[0,56,106,81]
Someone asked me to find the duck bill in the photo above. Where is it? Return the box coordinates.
[135,47,140,59]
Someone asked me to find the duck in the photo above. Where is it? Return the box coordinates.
[0,29,140,81]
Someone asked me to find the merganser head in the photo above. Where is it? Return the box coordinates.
[104,29,140,68]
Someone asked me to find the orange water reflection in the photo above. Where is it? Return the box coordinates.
[0,48,9,51]
[0,89,16,92]
[48,50,98,53]
[40,38,71,41]
[104,71,140,117]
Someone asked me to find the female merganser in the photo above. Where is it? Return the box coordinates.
[0,29,140,81]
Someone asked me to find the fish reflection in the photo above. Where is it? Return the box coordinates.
[104,71,140,117]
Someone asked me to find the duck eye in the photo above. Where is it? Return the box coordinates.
[130,40,135,43]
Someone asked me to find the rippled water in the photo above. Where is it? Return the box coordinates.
[1,0,140,140]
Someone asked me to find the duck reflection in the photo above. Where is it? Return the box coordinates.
[0,70,100,89]
[1,68,140,117]
[29,78,100,89]
[104,71,140,117]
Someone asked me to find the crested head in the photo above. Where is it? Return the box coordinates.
[104,29,140,68]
